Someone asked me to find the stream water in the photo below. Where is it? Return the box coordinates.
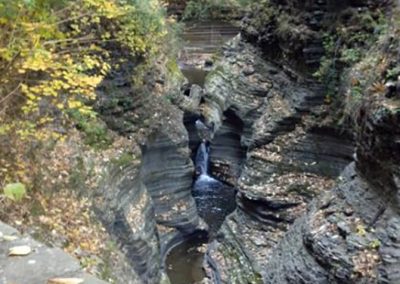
[193,142,236,236]
[166,141,236,284]
[179,21,240,87]
[165,231,208,284]
[165,20,240,284]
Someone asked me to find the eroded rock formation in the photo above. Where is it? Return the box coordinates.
[192,1,399,283]
[93,50,204,283]
[23,1,395,283]
[196,34,353,283]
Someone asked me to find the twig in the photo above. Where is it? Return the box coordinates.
[0,83,22,106]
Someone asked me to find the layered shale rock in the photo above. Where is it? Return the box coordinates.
[94,53,203,283]
[260,23,400,283]
[141,128,200,233]
[242,0,328,71]
[209,109,247,185]
[201,35,354,283]
[94,155,155,284]
[261,19,400,284]
[265,103,400,283]
[242,0,392,72]
[200,1,399,283]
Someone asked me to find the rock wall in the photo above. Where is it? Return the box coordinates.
[263,85,398,283]
[141,129,200,233]
[94,51,203,283]
[200,35,354,283]
[265,102,400,283]
[95,158,160,284]
[199,1,399,283]
[209,109,247,185]
[242,0,392,73]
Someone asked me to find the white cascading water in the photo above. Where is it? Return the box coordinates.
[195,142,208,175]
[195,141,216,183]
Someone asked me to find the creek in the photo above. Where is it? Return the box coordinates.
[165,21,239,284]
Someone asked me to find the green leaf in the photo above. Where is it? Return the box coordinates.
[3,183,27,201]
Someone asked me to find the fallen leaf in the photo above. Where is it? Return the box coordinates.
[3,183,27,201]
[47,278,84,284]
[8,245,32,256]
[3,235,18,241]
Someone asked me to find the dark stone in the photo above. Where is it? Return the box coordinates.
[205,60,214,68]
[242,66,256,76]
[385,81,397,98]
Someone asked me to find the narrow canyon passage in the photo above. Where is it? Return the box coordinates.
[193,142,236,236]
[2,2,399,284]
[166,142,236,284]
[165,21,240,284]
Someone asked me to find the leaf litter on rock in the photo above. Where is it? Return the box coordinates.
[8,245,32,256]
[47,278,84,284]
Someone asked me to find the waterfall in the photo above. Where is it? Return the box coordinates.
[195,142,209,176]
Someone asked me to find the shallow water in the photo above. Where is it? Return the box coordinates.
[165,233,208,284]
[182,21,240,56]
[180,68,209,87]
[166,21,239,284]
[193,175,236,237]
[166,143,236,283]
[165,175,236,284]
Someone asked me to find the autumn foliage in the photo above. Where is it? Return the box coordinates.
[0,0,168,183]
[0,0,170,276]
[0,0,167,138]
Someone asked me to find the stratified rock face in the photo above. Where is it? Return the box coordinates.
[242,0,392,73]
[95,161,160,284]
[212,11,400,282]
[242,0,329,71]
[202,36,354,283]
[94,54,202,283]
[94,58,203,283]
[141,129,200,233]
[210,109,247,185]
[265,115,400,283]
[356,107,400,193]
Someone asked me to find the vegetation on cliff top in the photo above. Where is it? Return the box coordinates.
[0,0,170,185]
[180,0,251,21]
[0,0,175,278]
[0,0,167,140]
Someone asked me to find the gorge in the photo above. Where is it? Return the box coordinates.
[1,1,400,284]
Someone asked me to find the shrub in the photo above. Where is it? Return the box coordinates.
[0,0,170,181]
[182,0,251,20]
[0,0,169,139]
